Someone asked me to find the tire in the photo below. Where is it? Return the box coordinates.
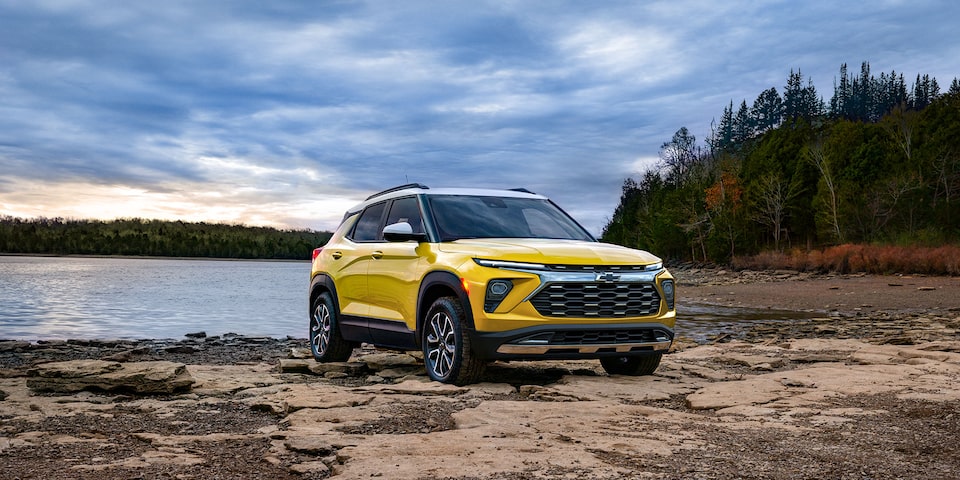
[309,292,354,362]
[600,353,663,376]
[422,296,485,385]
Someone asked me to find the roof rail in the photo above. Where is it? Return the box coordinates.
[366,183,429,200]
[509,187,536,194]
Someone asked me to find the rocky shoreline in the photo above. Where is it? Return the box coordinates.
[1,269,958,479]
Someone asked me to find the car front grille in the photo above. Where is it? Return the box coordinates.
[529,282,661,318]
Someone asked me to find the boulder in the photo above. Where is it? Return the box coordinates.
[26,360,194,394]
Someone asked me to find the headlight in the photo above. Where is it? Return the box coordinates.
[483,279,514,313]
[644,262,663,271]
[661,279,675,311]
[474,258,547,271]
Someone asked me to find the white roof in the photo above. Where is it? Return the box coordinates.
[346,185,546,214]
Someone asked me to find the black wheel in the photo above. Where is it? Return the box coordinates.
[600,353,663,376]
[422,296,485,385]
[309,292,354,362]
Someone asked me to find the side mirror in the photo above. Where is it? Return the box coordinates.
[383,222,427,242]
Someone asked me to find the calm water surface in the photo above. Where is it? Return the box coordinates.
[0,256,309,340]
[0,256,819,341]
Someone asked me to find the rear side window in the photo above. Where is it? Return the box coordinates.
[352,202,386,241]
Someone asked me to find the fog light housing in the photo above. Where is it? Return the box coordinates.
[661,280,675,311]
[484,279,513,313]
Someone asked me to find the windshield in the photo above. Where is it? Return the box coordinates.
[427,195,594,242]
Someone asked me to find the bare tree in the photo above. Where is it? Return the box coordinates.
[806,140,843,242]
[866,173,922,237]
[932,147,960,224]
[883,105,916,165]
[754,172,801,250]
[678,196,709,262]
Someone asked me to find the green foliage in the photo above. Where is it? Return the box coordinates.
[0,217,332,260]
[603,63,960,263]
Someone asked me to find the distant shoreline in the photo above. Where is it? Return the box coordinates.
[0,252,309,263]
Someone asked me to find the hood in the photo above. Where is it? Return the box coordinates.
[437,238,661,265]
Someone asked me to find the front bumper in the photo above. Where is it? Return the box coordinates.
[469,322,674,361]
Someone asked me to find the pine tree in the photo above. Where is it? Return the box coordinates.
[752,87,783,134]
[830,63,852,119]
[734,100,752,144]
[783,69,804,121]
[784,69,824,122]
[715,101,736,152]
[912,74,941,109]
[889,72,909,110]
[852,61,873,121]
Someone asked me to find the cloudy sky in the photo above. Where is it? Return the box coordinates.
[1,1,958,235]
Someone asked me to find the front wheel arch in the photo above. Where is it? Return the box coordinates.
[416,271,473,346]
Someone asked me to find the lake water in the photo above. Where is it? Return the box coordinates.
[0,256,817,341]
[0,256,309,340]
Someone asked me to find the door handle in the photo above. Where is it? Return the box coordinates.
[331,251,342,259]
[371,251,383,259]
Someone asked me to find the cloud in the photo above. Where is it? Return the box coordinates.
[1,0,958,236]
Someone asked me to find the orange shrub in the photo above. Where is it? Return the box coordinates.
[732,244,960,275]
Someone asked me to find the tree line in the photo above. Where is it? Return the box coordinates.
[0,217,332,260]
[602,62,960,263]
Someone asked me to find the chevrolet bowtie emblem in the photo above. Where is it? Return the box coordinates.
[596,272,620,282]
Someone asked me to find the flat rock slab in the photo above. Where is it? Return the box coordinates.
[26,360,194,394]
[351,378,467,396]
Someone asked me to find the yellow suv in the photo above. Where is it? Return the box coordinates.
[309,184,676,384]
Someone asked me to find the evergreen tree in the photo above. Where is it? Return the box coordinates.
[784,69,824,121]
[886,71,909,112]
[852,61,873,121]
[734,100,752,144]
[752,87,783,134]
[784,69,805,121]
[912,74,940,109]
[830,63,852,119]
[713,101,737,153]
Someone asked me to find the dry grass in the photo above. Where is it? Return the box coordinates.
[732,244,960,275]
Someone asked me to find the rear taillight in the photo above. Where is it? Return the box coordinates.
[312,247,323,261]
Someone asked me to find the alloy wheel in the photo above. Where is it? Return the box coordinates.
[425,311,456,379]
[311,303,332,357]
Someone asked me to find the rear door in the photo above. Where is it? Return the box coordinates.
[365,196,426,347]
[334,200,387,341]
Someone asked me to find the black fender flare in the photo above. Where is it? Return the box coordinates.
[416,270,475,342]
[309,274,341,317]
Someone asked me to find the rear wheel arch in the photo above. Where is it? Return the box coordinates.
[309,274,340,313]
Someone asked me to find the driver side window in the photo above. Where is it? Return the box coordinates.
[384,196,424,234]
